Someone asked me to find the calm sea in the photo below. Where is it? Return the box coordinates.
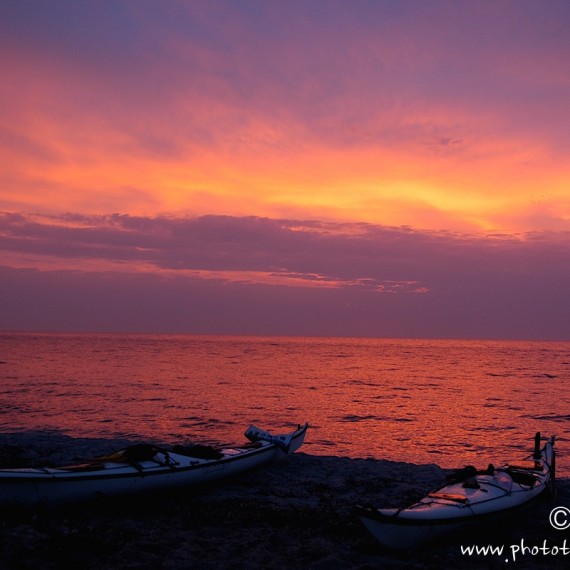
[1,333,568,476]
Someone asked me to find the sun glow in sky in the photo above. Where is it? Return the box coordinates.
[1,1,570,339]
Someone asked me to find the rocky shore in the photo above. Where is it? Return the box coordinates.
[0,432,568,569]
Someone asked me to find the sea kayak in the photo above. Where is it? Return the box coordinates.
[0,423,308,507]
[357,432,555,550]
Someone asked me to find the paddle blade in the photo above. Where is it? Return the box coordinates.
[533,432,541,460]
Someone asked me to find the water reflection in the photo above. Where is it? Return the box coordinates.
[0,333,568,474]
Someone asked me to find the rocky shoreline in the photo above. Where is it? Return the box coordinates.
[0,433,568,569]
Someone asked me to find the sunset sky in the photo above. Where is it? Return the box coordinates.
[1,1,569,339]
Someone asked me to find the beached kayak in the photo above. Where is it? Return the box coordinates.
[357,432,555,551]
[0,423,308,507]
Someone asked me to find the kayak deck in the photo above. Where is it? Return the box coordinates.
[357,433,555,550]
[0,423,309,506]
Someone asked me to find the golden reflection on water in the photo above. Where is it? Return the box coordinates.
[1,333,568,474]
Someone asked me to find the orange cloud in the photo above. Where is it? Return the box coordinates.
[1,2,569,236]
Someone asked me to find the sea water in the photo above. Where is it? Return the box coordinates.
[1,333,568,475]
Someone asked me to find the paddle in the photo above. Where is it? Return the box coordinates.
[533,431,541,462]
[245,425,293,452]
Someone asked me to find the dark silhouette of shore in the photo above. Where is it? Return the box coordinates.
[1,432,567,569]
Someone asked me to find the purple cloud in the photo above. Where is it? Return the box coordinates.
[1,213,569,339]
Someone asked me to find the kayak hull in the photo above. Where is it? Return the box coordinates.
[357,434,555,551]
[0,423,308,507]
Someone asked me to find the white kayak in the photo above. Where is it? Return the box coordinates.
[357,432,555,551]
[0,423,308,507]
